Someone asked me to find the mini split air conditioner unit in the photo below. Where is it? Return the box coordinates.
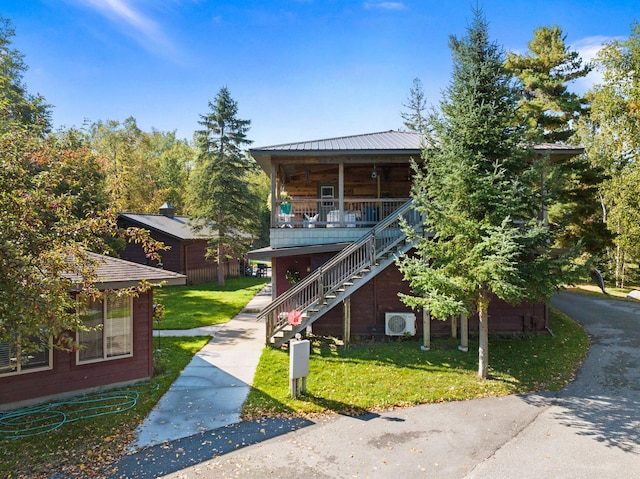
[385,312,416,336]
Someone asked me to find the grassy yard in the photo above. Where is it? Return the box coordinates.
[0,336,210,479]
[155,276,270,329]
[569,284,636,299]
[243,309,589,419]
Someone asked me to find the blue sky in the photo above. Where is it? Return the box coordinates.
[3,0,638,147]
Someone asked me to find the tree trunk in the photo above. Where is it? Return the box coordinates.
[217,243,225,287]
[477,289,490,379]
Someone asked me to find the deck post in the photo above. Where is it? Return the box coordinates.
[421,308,430,351]
[459,313,469,352]
[343,296,351,350]
[339,162,345,226]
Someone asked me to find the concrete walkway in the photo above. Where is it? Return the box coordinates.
[128,283,273,450]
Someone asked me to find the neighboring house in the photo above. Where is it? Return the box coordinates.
[0,254,186,409]
[118,202,241,284]
[248,130,584,347]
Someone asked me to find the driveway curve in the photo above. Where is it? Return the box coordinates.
[111,292,640,479]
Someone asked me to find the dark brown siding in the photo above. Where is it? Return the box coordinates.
[0,292,154,408]
[117,217,231,284]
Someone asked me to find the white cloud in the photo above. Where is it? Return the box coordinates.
[363,2,406,10]
[570,35,623,93]
[78,0,178,58]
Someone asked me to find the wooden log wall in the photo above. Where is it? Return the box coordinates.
[280,162,413,199]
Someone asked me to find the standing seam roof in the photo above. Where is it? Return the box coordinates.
[251,130,424,152]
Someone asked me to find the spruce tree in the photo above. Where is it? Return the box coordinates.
[397,10,578,378]
[188,87,261,286]
[401,78,428,133]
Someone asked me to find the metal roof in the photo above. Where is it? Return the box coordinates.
[118,213,216,241]
[533,143,584,155]
[251,130,424,155]
[66,253,187,289]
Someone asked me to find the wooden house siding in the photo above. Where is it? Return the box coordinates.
[0,293,154,408]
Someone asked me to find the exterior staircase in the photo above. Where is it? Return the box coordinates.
[258,200,423,347]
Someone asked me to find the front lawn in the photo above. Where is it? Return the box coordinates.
[0,336,210,479]
[155,276,270,329]
[243,309,588,418]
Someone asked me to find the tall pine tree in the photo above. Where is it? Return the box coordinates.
[188,87,261,286]
[397,10,579,378]
[506,25,590,144]
[506,26,610,256]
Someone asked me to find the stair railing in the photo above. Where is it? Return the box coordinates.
[259,199,421,344]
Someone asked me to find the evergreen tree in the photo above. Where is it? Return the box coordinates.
[507,26,610,256]
[401,77,428,133]
[188,87,261,286]
[506,25,590,143]
[0,17,51,135]
[397,10,579,378]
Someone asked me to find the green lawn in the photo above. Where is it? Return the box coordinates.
[243,309,589,419]
[155,276,270,329]
[569,284,635,299]
[0,336,210,479]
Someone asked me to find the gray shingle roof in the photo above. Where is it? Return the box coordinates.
[251,130,424,155]
[66,253,187,289]
[119,213,216,241]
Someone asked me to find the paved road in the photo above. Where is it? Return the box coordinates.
[110,292,640,478]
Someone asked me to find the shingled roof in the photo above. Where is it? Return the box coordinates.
[65,253,186,289]
[118,213,216,241]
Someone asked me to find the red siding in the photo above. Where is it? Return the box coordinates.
[0,292,155,408]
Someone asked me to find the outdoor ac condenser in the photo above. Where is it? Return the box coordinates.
[385,312,416,336]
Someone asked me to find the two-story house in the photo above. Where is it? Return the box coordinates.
[248,130,583,347]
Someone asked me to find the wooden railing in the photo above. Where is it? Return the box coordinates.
[260,199,422,346]
[273,197,410,228]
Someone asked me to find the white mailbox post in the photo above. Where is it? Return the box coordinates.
[289,337,310,398]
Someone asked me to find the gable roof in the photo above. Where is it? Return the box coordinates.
[66,253,187,289]
[118,213,216,241]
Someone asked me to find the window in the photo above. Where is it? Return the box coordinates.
[78,295,132,364]
[0,336,52,376]
[320,185,335,207]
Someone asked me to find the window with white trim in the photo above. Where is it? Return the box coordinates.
[0,335,52,376]
[77,295,133,363]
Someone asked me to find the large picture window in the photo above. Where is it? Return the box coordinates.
[78,295,133,363]
[0,336,52,376]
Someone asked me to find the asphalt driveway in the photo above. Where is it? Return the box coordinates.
[110,292,640,478]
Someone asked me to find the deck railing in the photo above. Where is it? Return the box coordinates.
[273,197,410,228]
